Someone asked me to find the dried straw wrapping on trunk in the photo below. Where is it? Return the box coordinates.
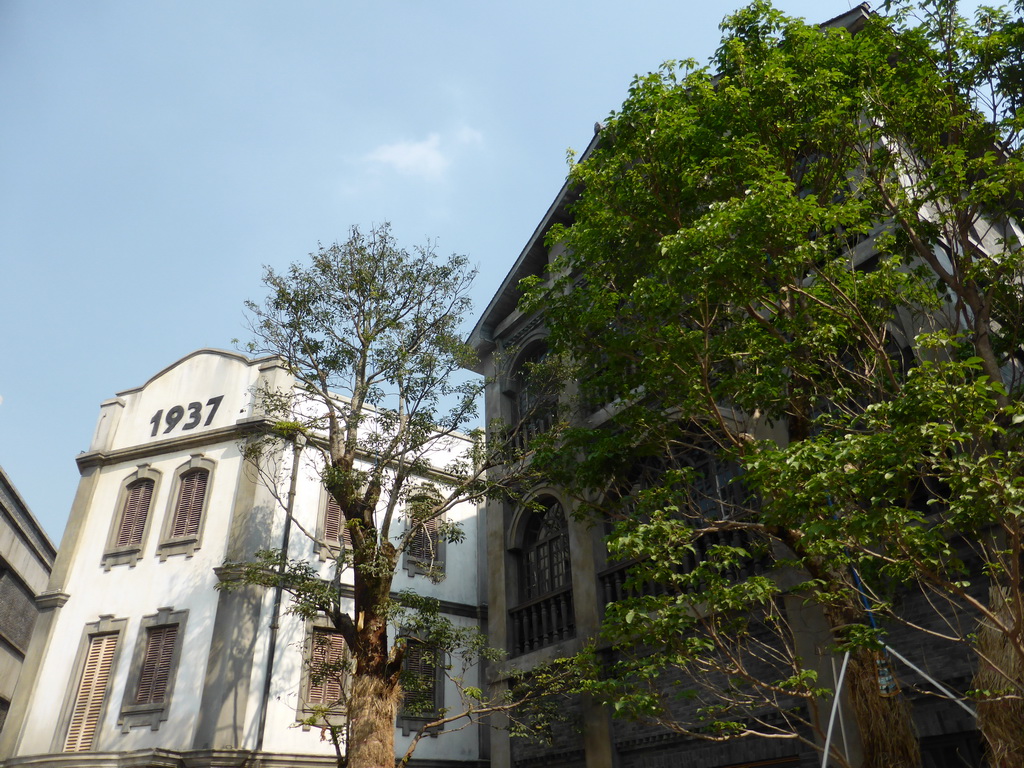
[974,586,1024,768]
[846,649,920,768]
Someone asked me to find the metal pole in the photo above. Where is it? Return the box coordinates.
[255,434,305,752]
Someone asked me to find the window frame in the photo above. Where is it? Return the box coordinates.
[117,606,187,733]
[316,486,350,561]
[102,465,161,569]
[507,495,576,655]
[118,607,188,732]
[503,341,556,449]
[402,485,446,579]
[518,498,572,602]
[157,455,215,559]
[55,616,127,753]
[296,621,350,728]
[396,633,444,737]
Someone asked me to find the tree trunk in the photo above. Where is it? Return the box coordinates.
[816,576,921,768]
[346,540,402,768]
[347,672,401,768]
[973,586,1024,768]
[845,648,921,768]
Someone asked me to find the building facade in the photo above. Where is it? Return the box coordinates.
[0,468,57,739]
[467,161,986,768]
[466,4,995,762]
[0,349,486,768]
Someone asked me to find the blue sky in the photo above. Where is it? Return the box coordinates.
[0,0,869,541]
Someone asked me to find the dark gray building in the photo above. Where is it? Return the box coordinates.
[0,466,57,737]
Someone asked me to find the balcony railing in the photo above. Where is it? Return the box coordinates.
[509,587,575,655]
[512,409,555,452]
[598,529,767,608]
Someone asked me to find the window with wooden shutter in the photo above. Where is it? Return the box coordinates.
[158,457,214,559]
[115,478,154,548]
[409,515,438,563]
[397,637,442,736]
[403,485,446,578]
[307,629,347,707]
[323,495,351,548]
[103,467,161,568]
[64,633,118,752]
[170,469,207,539]
[117,607,187,731]
[401,642,438,714]
[135,625,178,705]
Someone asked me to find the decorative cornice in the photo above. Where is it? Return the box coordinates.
[75,419,277,470]
[503,312,546,349]
[35,590,70,610]
[213,567,485,620]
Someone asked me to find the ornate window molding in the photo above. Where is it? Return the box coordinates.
[102,465,161,570]
[508,496,575,656]
[157,455,215,559]
[403,485,446,580]
[397,633,443,737]
[118,607,188,732]
[55,615,127,753]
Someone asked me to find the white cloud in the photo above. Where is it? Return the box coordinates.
[364,133,448,181]
[362,126,484,182]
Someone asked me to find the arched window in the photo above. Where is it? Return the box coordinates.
[509,498,575,655]
[521,500,571,601]
[508,344,555,449]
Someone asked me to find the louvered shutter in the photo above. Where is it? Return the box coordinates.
[64,633,118,752]
[307,630,346,705]
[323,496,350,547]
[409,516,437,563]
[171,470,207,539]
[402,642,436,714]
[115,479,154,548]
[135,625,178,704]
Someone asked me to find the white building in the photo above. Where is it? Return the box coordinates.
[0,349,486,768]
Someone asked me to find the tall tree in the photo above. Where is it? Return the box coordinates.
[232,224,560,768]
[524,1,1024,766]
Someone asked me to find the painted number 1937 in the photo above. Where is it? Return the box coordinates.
[149,395,224,437]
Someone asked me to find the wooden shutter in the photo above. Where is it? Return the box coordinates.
[402,642,436,714]
[171,469,207,539]
[135,624,178,705]
[409,516,437,563]
[307,630,346,705]
[64,633,118,752]
[115,478,154,548]
[323,496,350,547]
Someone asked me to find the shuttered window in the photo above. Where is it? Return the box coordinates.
[115,478,154,548]
[170,469,207,539]
[117,608,186,730]
[64,633,118,752]
[323,496,351,547]
[135,625,178,705]
[408,515,438,564]
[401,642,438,717]
[307,629,347,706]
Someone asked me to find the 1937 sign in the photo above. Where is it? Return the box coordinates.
[149,395,224,437]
